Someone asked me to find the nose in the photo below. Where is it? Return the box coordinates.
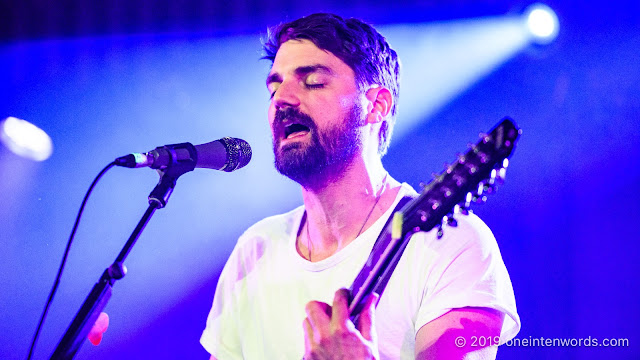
[272,80,300,110]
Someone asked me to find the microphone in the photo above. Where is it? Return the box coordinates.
[114,137,252,172]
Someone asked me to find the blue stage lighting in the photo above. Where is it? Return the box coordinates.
[0,116,53,161]
[525,3,559,43]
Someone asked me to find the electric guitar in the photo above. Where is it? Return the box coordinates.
[348,117,521,321]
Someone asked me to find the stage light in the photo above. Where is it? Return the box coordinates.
[525,3,559,43]
[384,17,529,137]
[0,117,53,161]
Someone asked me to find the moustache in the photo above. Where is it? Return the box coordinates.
[273,108,316,135]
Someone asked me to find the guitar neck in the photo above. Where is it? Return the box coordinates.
[347,117,521,322]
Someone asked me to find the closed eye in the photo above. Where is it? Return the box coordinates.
[268,84,280,100]
[269,84,323,100]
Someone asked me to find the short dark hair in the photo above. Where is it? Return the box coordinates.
[262,13,400,156]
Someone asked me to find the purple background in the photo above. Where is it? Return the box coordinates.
[1,0,638,359]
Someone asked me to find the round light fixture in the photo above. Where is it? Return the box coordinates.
[525,3,559,44]
[1,117,53,161]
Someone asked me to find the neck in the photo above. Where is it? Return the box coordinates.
[298,158,400,262]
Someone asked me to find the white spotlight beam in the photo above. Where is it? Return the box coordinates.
[381,17,530,139]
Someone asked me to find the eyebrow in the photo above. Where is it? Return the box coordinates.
[266,64,334,87]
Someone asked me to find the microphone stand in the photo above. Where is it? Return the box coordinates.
[50,144,198,359]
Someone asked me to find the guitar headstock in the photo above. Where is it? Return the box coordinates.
[347,117,521,320]
[401,117,521,236]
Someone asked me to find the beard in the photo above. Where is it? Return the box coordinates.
[272,103,364,189]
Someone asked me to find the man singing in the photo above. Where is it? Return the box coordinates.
[201,13,520,360]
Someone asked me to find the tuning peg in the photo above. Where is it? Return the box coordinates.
[475,181,494,198]
[465,163,478,174]
[467,143,478,153]
[454,203,470,216]
[464,192,473,208]
[495,165,508,184]
[467,182,486,203]
[478,151,489,164]
[479,132,491,144]
[446,164,455,174]
[488,169,497,185]
[443,162,454,174]
[436,224,444,239]
[452,174,466,186]
[442,214,458,228]
[418,210,428,222]
[483,180,497,194]
[457,153,466,164]
[474,195,488,204]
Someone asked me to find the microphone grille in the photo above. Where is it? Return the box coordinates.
[219,137,252,172]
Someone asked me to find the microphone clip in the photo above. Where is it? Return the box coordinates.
[146,143,198,208]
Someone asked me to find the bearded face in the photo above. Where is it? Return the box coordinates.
[271,102,364,189]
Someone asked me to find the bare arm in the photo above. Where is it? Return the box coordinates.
[302,293,504,360]
[415,307,505,360]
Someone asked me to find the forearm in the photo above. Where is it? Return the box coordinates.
[415,307,504,360]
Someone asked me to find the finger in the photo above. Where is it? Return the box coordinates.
[88,312,109,346]
[318,301,332,317]
[303,317,315,351]
[305,301,332,338]
[357,293,379,342]
[330,288,350,330]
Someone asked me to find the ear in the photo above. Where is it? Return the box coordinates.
[364,86,393,125]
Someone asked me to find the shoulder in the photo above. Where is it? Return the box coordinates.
[238,205,305,245]
[409,211,498,258]
[407,212,520,342]
[447,212,498,252]
[219,205,305,284]
[227,205,304,264]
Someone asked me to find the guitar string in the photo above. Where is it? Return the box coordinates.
[304,172,389,262]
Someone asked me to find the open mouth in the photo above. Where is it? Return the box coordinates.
[283,123,310,139]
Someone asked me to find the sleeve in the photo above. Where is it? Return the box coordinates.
[200,244,245,359]
[413,213,521,344]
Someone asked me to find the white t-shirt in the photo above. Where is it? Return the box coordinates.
[201,183,520,359]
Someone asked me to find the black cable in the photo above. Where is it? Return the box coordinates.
[26,161,116,360]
